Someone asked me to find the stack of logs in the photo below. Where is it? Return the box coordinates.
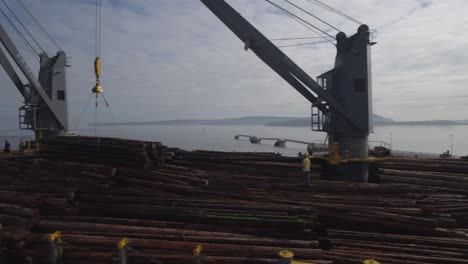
[39,136,168,169]
[374,158,468,193]
[0,138,467,264]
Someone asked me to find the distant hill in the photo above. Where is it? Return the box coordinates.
[96,116,298,126]
[374,114,394,124]
[96,114,396,127]
[96,115,468,127]
[391,120,459,126]
[265,114,394,127]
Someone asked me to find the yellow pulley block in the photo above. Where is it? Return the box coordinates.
[92,84,103,94]
[92,56,103,95]
[94,56,102,79]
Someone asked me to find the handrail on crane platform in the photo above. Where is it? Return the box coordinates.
[234,134,327,150]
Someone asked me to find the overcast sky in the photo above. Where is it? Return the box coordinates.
[0,0,467,131]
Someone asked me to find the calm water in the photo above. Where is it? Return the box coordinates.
[74,124,467,156]
[2,125,466,156]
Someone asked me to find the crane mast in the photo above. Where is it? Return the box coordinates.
[201,0,373,182]
[0,21,69,139]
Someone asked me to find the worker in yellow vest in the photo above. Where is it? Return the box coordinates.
[3,140,10,154]
[302,153,311,186]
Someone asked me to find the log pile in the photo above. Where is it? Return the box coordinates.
[0,141,467,263]
[39,136,168,169]
[374,158,468,192]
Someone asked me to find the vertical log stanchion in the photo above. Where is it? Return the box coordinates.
[193,244,203,264]
[278,250,294,264]
[0,224,4,264]
[49,231,63,264]
[117,237,128,264]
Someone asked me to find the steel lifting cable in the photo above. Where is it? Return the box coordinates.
[93,0,103,99]
[278,12,334,45]
[71,0,105,135]
[282,0,342,32]
[60,241,107,258]
[0,5,39,56]
[127,247,165,264]
[10,34,38,60]
[1,0,45,54]
[277,39,330,48]
[91,0,121,135]
[92,0,102,138]
[271,36,331,41]
[303,0,363,25]
[16,0,62,50]
[95,0,98,57]
[315,0,363,25]
[94,99,98,137]
[281,11,324,39]
[101,92,123,131]
[95,0,101,58]
[72,93,93,132]
[100,93,116,122]
[264,0,336,45]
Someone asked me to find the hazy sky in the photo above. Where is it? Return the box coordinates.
[0,0,467,131]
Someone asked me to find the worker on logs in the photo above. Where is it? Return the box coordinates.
[302,153,311,186]
[3,140,11,154]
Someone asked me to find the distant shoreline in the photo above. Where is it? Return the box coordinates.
[92,115,468,127]
[94,122,468,127]
[266,122,468,127]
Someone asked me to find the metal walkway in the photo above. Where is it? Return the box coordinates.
[234,135,328,151]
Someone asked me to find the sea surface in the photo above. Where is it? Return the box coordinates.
[80,124,467,156]
[2,124,467,156]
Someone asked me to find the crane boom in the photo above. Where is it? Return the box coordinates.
[201,0,366,132]
[0,44,26,97]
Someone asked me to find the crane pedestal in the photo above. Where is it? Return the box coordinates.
[316,135,369,182]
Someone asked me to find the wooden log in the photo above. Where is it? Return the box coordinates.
[327,229,468,249]
[328,246,468,264]
[379,174,468,190]
[375,161,468,174]
[0,203,39,218]
[330,239,468,258]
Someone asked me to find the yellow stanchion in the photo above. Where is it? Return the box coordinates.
[117,237,128,264]
[193,244,203,264]
[49,231,63,264]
